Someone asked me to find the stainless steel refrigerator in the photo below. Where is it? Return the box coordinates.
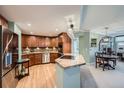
[0,25,18,88]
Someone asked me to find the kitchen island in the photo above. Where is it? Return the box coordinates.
[55,54,86,88]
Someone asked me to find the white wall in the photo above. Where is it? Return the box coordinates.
[89,32,104,63]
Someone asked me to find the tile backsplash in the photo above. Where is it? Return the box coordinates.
[22,47,58,53]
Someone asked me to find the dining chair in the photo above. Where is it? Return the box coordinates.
[95,52,109,71]
[95,52,103,68]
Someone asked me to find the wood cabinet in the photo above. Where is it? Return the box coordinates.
[21,32,71,53]
[22,53,42,67]
[12,54,18,67]
[0,15,8,28]
[28,54,35,66]
[55,37,58,47]
[59,33,71,53]
[37,37,45,47]
[27,36,37,47]
[22,55,28,59]
[50,53,58,63]
[22,35,37,48]
[35,53,42,64]
[21,34,59,48]
[21,35,27,47]
[45,37,51,47]
[22,35,54,48]
[50,37,58,47]
[58,36,62,44]
[22,54,35,67]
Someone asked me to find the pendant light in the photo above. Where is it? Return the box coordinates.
[103,27,110,42]
[105,27,109,36]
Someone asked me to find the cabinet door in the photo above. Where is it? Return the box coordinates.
[12,54,18,67]
[45,37,50,47]
[23,35,30,47]
[22,35,26,47]
[37,37,45,47]
[35,54,42,64]
[55,37,58,47]
[58,35,63,44]
[51,38,56,47]
[29,54,35,66]
[28,36,37,47]
[62,33,71,53]
[50,53,58,63]
[0,15,8,28]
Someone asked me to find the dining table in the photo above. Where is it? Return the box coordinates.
[96,52,118,71]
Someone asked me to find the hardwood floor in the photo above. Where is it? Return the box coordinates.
[16,63,56,88]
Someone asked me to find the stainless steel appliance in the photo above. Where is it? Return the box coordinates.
[42,51,50,63]
[5,52,12,68]
[0,26,18,87]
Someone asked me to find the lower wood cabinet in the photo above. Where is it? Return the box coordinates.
[12,54,18,67]
[22,53,42,67]
[35,53,42,64]
[50,53,58,63]
[22,53,59,67]
[29,54,35,66]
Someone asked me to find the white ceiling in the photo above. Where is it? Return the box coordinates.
[81,5,124,35]
[0,5,124,36]
[0,5,80,36]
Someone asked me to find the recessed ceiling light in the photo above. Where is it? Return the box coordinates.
[27,23,31,26]
[30,32,33,34]
[56,28,58,31]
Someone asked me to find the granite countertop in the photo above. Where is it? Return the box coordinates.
[22,51,59,55]
[55,54,86,69]
[17,58,30,63]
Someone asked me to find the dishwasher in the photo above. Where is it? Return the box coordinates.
[42,51,50,63]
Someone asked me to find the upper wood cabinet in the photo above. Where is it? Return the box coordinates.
[37,37,45,47]
[21,33,71,53]
[22,35,27,47]
[58,33,71,53]
[22,35,37,47]
[50,38,55,47]
[45,37,50,47]
[0,15,8,28]
[27,36,37,47]
[50,37,58,47]
[58,35,63,44]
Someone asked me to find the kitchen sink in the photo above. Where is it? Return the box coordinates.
[60,55,75,59]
